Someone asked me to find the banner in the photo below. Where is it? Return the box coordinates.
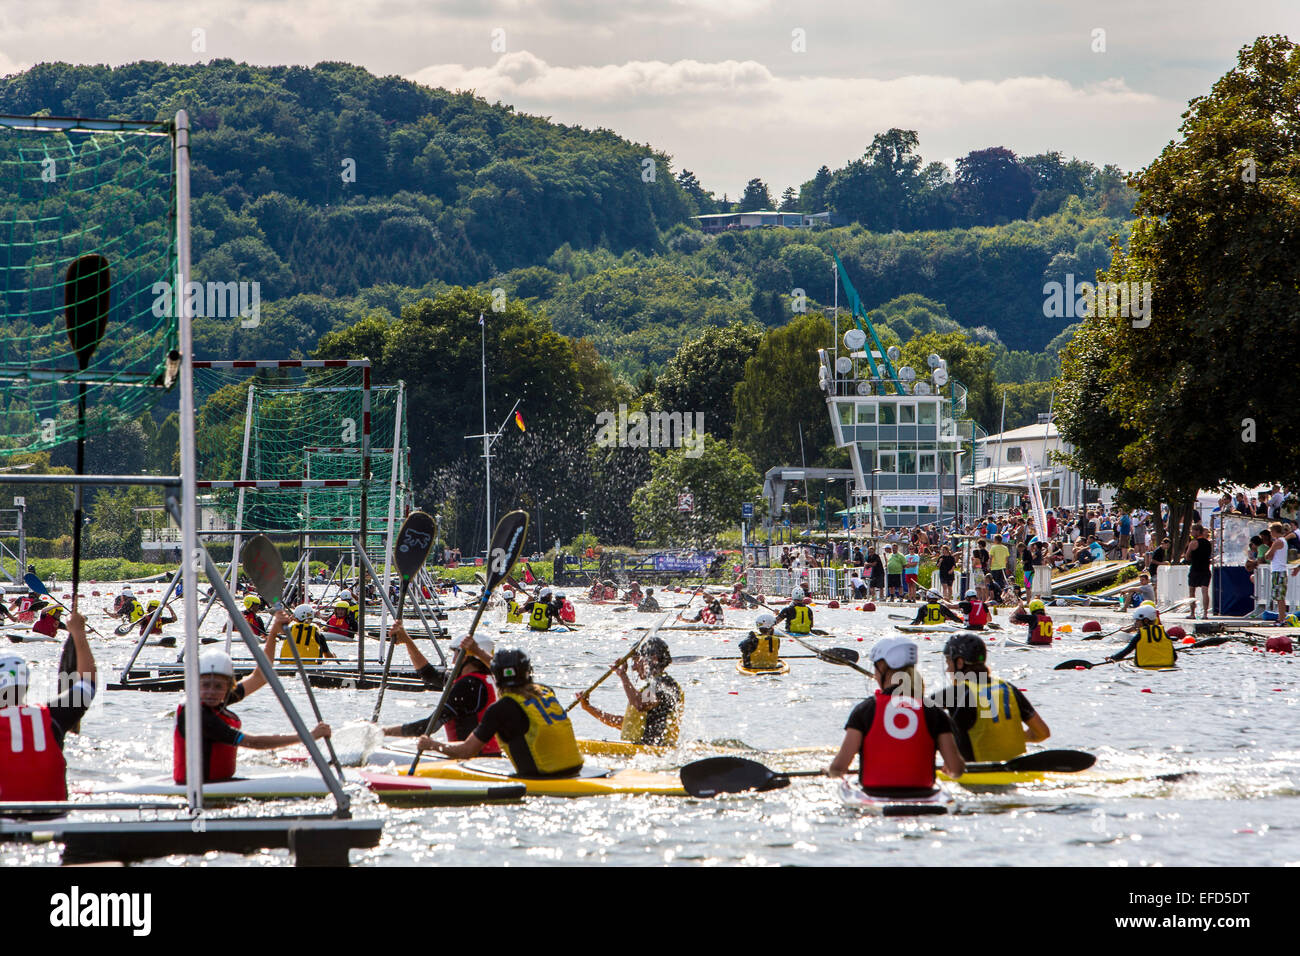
[880,493,940,507]
[652,551,715,572]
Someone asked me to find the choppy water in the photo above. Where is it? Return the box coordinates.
[4,585,1298,866]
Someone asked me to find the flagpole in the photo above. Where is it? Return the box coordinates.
[481,311,491,561]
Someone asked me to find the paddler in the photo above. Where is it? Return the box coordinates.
[321,589,357,636]
[138,599,178,637]
[31,604,66,638]
[173,611,332,784]
[1010,597,1053,646]
[278,603,336,662]
[957,589,992,630]
[417,648,584,777]
[679,595,724,624]
[113,586,145,624]
[556,591,576,625]
[635,588,661,612]
[523,586,557,631]
[828,637,965,790]
[503,585,525,623]
[576,637,684,746]
[0,610,95,800]
[240,594,267,638]
[738,611,782,670]
[935,634,1049,762]
[775,586,814,634]
[383,622,500,755]
[908,590,964,626]
[1107,604,1177,668]
[623,580,644,605]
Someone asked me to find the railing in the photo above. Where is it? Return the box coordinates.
[746,567,797,596]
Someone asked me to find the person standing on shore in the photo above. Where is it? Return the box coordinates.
[1182,525,1212,620]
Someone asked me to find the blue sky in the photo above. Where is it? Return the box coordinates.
[2,0,1296,196]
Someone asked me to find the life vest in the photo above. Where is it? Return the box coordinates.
[243,610,266,637]
[172,704,241,784]
[967,601,989,628]
[787,603,813,634]
[960,677,1026,762]
[1028,613,1053,646]
[141,608,165,635]
[748,633,781,669]
[505,600,524,624]
[619,681,683,747]
[859,691,936,790]
[325,611,352,634]
[15,597,36,623]
[528,602,552,631]
[1134,622,1175,668]
[32,612,59,637]
[588,585,604,600]
[559,600,576,624]
[603,588,617,601]
[126,599,145,623]
[922,602,945,625]
[701,608,717,624]
[446,670,500,756]
[498,684,582,775]
[0,705,68,801]
[280,621,325,662]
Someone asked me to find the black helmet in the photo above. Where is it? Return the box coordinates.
[943,634,987,665]
[637,637,671,670]
[491,649,532,688]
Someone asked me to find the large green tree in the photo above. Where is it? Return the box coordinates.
[650,322,763,441]
[630,436,760,544]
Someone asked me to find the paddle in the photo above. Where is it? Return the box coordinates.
[681,756,824,797]
[1081,625,1128,642]
[708,650,861,663]
[240,535,344,780]
[23,573,109,641]
[789,635,871,676]
[567,611,671,714]
[407,509,529,776]
[63,254,111,616]
[962,749,1096,774]
[372,510,437,722]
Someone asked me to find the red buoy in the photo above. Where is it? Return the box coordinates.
[1081,620,1101,632]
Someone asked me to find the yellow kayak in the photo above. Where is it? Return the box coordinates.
[736,659,790,676]
[939,767,1165,788]
[412,756,686,797]
[575,738,832,758]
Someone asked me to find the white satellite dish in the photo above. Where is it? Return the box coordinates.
[843,329,866,351]
[898,366,916,382]
[926,353,943,369]
[886,345,901,362]
[932,367,949,386]
[915,382,932,395]
[835,356,853,374]
[856,381,872,396]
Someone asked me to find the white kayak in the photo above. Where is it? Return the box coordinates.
[894,624,963,634]
[97,772,336,800]
[835,779,955,816]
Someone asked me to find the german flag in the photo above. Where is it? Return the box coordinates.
[515,410,526,432]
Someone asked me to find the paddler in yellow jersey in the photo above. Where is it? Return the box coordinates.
[575,637,684,746]
[775,586,814,634]
[279,603,337,663]
[738,611,782,670]
[522,586,557,631]
[502,585,524,623]
[935,633,1049,762]
[908,590,964,626]
[419,648,583,777]
[1107,604,1177,668]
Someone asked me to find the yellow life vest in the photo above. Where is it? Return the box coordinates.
[280,621,324,662]
[1134,622,1175,668]
[923,602,945,625]
[499,684,582,775]
[127,600,145,623]
[528,602,552,631]
[748,633,781,668]
[787,603,813,634]
[961,676,1026,762]
[506,600,523,623]
[619,681,683,746]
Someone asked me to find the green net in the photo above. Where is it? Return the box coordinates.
[0,116,179,457]
[193,364,408,545]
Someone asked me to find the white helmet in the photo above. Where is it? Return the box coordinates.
[928,590,942,600]
[755,612,777,630]
[0,654,29,705]
[965,589,977,599]
[121,586,134,595]
[1133,605,1157,622]
[539,586,553,600]
[198,650,235,678]
[791,586,805,600]
[556,592,567,600]
[293,603,314,621]
[338,589,353,601]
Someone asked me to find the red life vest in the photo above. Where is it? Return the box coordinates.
[966,600,989,628]
[859,691,936,790]
[32,613,59,637]
[559,600,576,624]
[172,704,241,784]
[325,612,351,634]
[0,705,68,801]
[701,609,716,624]
[15,597,35,623]
[446,671,500,755]
[243,610,266,637]
[1028,613,1053,646]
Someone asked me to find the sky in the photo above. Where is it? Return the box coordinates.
[1,1,1296,198]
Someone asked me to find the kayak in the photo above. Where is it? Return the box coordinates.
[1119,661,1180,673]
[937,766,1165,788]
[836,779,954,816]
[97,771,337,800]
[894,624,962,634]
[736,659,790,676]
[409,756,687,797]
[359,772,528,805]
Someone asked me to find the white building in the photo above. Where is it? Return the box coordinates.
[966,421,1113,512]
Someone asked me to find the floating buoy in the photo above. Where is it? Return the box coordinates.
[91,590,100,597]
[728,691,738,695]
[828,600,840,609]
[1266,635,1293,654]
[1057,623,1073,633]
[856,637,863,642]
[1075,665,1086,670]
[862,602,875,612]
[1141,688,1153,693]
[1167,625,1187,639]
[1182,637,1195,644]
[1081,620,1101,632]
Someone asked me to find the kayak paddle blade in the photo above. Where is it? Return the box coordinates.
[823,647,860,664]
[241,535,286,607]
[483,510,530,599]
[23,573,49,597]
[1001,749,1097,773]
[64,253,111,371]
[394,511,436,582]
[1054,659,1095,670]
[680,756,787,798]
